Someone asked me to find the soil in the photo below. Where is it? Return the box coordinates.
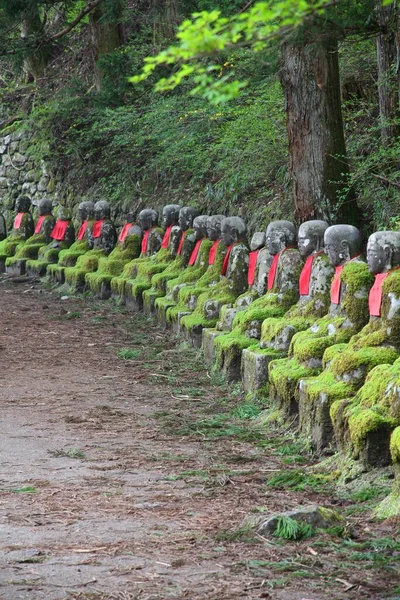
[0,278,399,600]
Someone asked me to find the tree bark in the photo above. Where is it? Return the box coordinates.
[280,37,359,226]
[89,4,123,90]
[21,6,46,82]
[376,0,400,144]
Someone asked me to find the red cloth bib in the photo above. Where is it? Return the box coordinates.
[161,225,172,249]
[221,244,233,276]
[188,238,203,266]
[34,215,45,234]
[14,212,24,229]
[51,220,69,241]
[208,239,221,265]
[177,231,186,255]
[299,251,324,296]
[92,219,105,239]
[77,220,88,241]
[368,269,400,317]
[118,222,133,243]
[141,228,151,254]
[267,247,295,291]
[330,265,344,304]
[247,250,259,286]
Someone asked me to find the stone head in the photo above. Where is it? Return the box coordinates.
[78,201,95,221]
[58,206,71,221]
[94,200,111,220]
[250,231,266,252]
[125,212,136,223]
[298,220,329,258]
[324,224,363,267]
[138,208,158,231]
[128,223,142,237]
[367,231,400,275]
[221,217,247,246]
[193,215,208,240]
[38,198,53,216]
[162,204,181,228]
[15,196,31,213]
[206,215,225,241]
[178,207,199,231]
[266,220,296,256]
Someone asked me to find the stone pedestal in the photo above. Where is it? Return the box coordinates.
[6,259,26,276]
[298,380,335,455]
[241,348,276,393]
[125,295,143,313]
[26,262,48,277]
[143,291,158,315]
[172,311,191,334]
[203,329,224,367]
[190,324,204,349]
[97,281,112,300]
[0,258,6,273]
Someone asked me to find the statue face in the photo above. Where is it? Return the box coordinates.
[367,239,387,275]
[138,209,154,231]
[38,199,53,216]
[324,238,350,267]
[193,216,208,240]
[58,207,70,220]
[162,205,180,228]
[221,221,232,246]
[94,201,110,220]
[86,202,95,220]
[15,196,30,213]
[78,204,87,221]
[178,208,198,231]
[298,221,328,258]
[266,224,287,256]
[207,215,224,241]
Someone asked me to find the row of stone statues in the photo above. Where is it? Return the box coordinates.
[1,197,399,517]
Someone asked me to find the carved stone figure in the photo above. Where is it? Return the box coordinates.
[180,216,249,348]
[209,220,303,380]
[5,198,56,276]
[0,212,6,241]
[46,201,95,284]
[26,206,75,277]
[268,224,372,437]
[242,220,333,392]
[0,196,34,272]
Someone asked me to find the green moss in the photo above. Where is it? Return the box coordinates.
[331,346,399,381]
[268,357,320,406]
[64,250,104,289]
[260,315,313,346]
[84,238,141,294]
[301,371,353,405]
[214,330,254,370]
[390,427,400,463]
[348,408,397,452]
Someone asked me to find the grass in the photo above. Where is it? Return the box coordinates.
[266,470,333,493]
[117,347,142,360]
[273,515,314,541]
[48,447,86,459]
[0,486,37,493]
[214,527,260,544]
[232,400,263,419]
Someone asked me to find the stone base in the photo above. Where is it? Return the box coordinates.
[143,291,159,316]
[221,350,242,382]
[0,258,6,273]
[171,311,191,335]
[359,428,392,469]
[202,329,224,367]
[49,267,65,285]
[298,381,335,455]
[6,260,26,276]
[95,281,112,300]
[125,294,143,312]
[189,324,204,349]
[242,348,275,393]
[26,262,48,278]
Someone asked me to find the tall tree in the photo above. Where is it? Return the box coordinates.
[89,0,124,90]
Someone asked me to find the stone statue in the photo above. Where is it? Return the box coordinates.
[26,206,75,277]
[88,200,117,256]
[110,204,179,305]
[180,216,249,348]
[141,206,199,315]
[242,220,333,393]
[166,214,227,333]
[267,224,372,442]
[304,230,400,454]
[5,198,56,276]
[155,215,212,326]
[0,211,6,241]
[0,196,34,272]
[46,201,95,284]
[209,220,303,380]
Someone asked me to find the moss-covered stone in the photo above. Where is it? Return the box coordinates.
[374,426,400,519]
[64,249,104,292]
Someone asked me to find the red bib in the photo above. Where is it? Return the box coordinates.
[330,265,344,304]
[247,250,259,286]
[161,225,173,249]
[208,239,221,265]
[299,251,324,296]
[118,222,133,243]
[14,212,24,229]
[34,215,46,234]
[221,244,233,276]
[367,271,400,317]
[177,231,186,255]
[51,220,69,241]
[77,220,88,241]
[267,247,295,291]
[188,238,203,266]
[141,228,151,254]
[92,219,104,239]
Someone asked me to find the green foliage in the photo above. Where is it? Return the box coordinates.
[118,348,141,360]
[273,516,314,541]
[266,470,333,492]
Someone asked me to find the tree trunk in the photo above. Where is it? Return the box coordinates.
[89,4,123,90]
[21,6,46,82]
[376,0,400,144]
[280,37,359,226]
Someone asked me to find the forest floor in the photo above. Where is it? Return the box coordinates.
[0,278,399,600]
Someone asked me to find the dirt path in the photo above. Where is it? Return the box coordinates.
[0,280,399,600]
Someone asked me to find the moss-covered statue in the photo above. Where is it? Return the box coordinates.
[64,200,116,292]
[47,201,95,284]
[202,230,271,369]
[26,207,75,277]
[85,213,142,300]
[155,215,212,326]
[166,214,226,334]
[6,198,56,276]
[180,216,249,348]
[142,206,199,315]
[210,220,303,381]
[268,224,373,426]
[320,231,400,461]
[0,211,6,241]
[242,220,333,393]
[0,196,34,272]
[111,205,179,306]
